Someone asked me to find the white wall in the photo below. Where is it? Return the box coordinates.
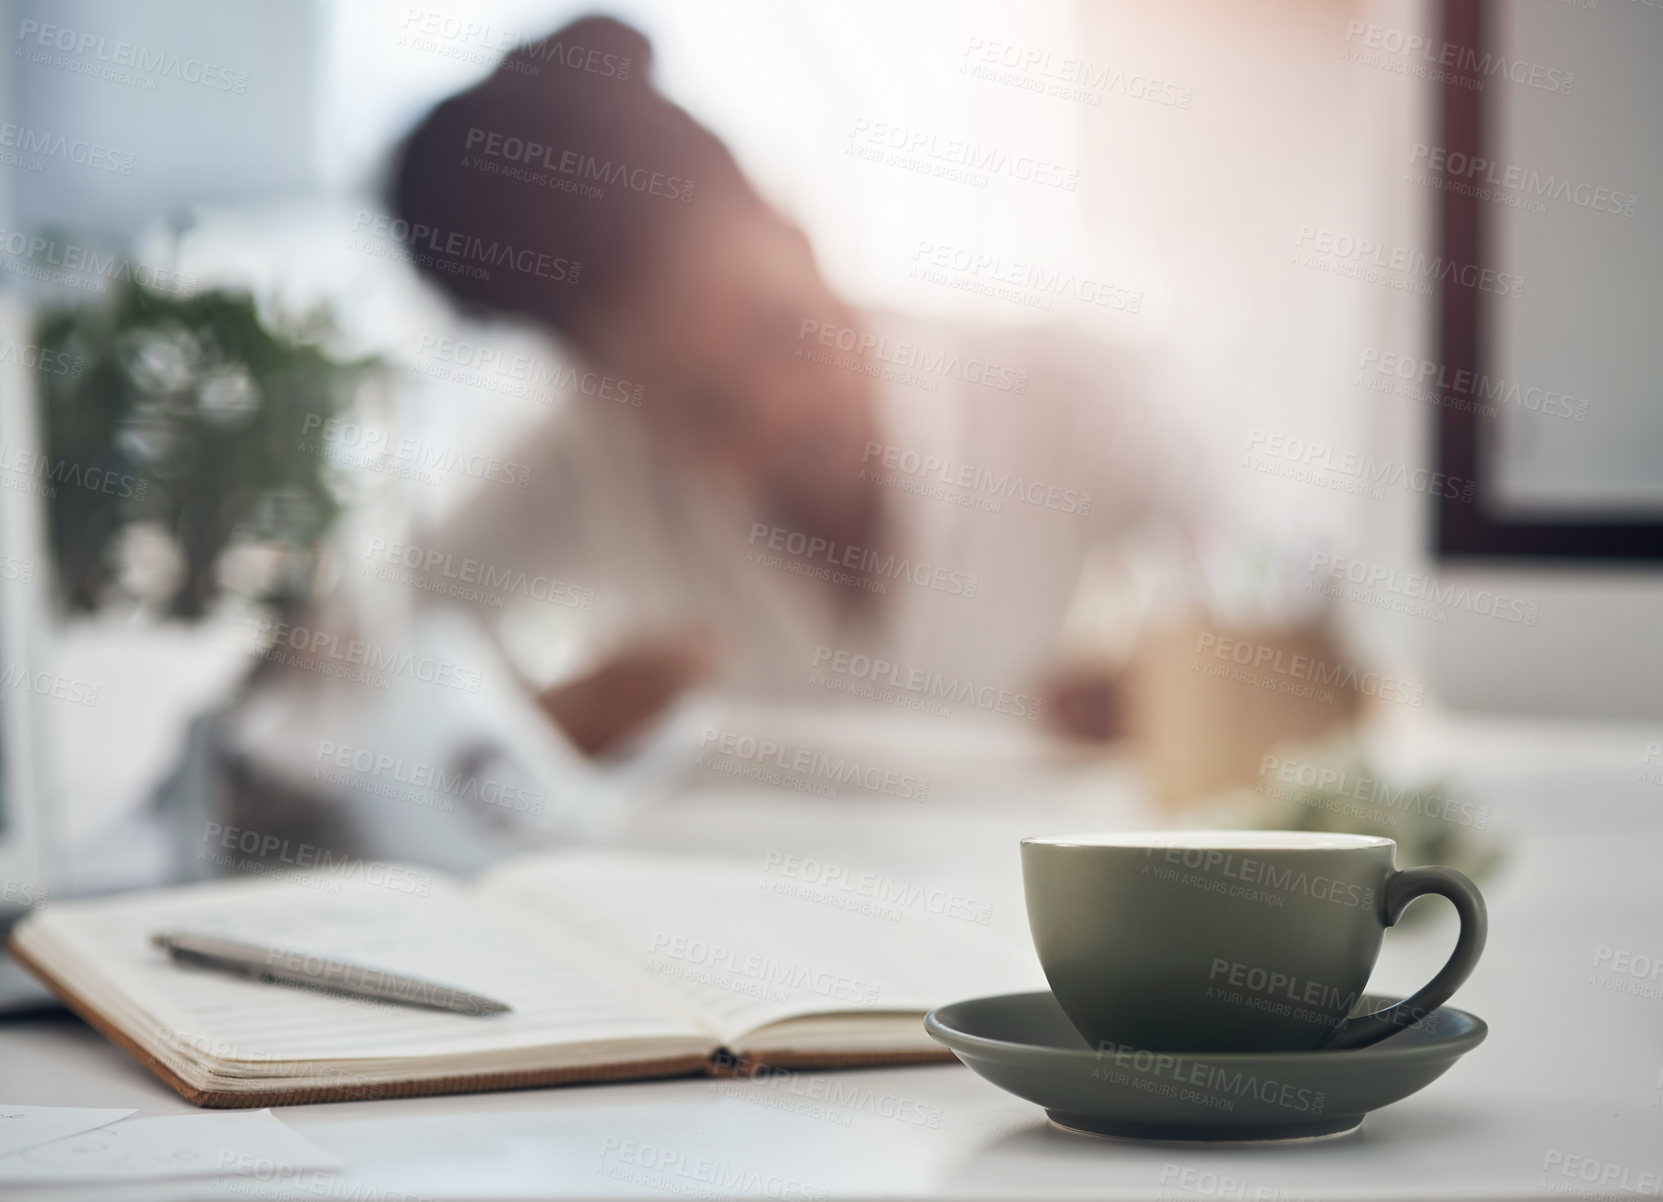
[5,0,322,237]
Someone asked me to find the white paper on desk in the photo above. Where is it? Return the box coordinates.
[0,1106,135,1159]
[0,1109,339,1184]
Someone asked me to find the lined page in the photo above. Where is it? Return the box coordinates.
[478,852,1043,1045]
[30,875,707,1064]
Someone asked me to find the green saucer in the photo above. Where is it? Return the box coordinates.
[924,991,1486,1142]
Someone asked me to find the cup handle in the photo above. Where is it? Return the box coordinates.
[1325,865,1488,1050]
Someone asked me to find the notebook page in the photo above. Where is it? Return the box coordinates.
[477,851,1043,1045]
[30,874,708,1064]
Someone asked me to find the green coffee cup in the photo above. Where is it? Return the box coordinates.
[1021,830,1486,1052]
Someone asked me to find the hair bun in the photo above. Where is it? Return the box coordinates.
[500,14,654,89]
[388,14,754,336]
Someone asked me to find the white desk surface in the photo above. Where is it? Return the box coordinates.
[4,713,1662,1202]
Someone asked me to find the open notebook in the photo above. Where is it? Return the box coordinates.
[8,850,1042,1106]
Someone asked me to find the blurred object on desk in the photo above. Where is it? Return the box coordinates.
[1129,616,1362,808]
[1044,535,1373,808]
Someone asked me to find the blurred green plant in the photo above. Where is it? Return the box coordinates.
[1250,739,1502,924]
[1199,734,1503,926]
[32,281,382,619]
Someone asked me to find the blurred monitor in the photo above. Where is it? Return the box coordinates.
[1428,0,1663,718]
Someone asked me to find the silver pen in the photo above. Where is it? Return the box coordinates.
[151,931,513,1017]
